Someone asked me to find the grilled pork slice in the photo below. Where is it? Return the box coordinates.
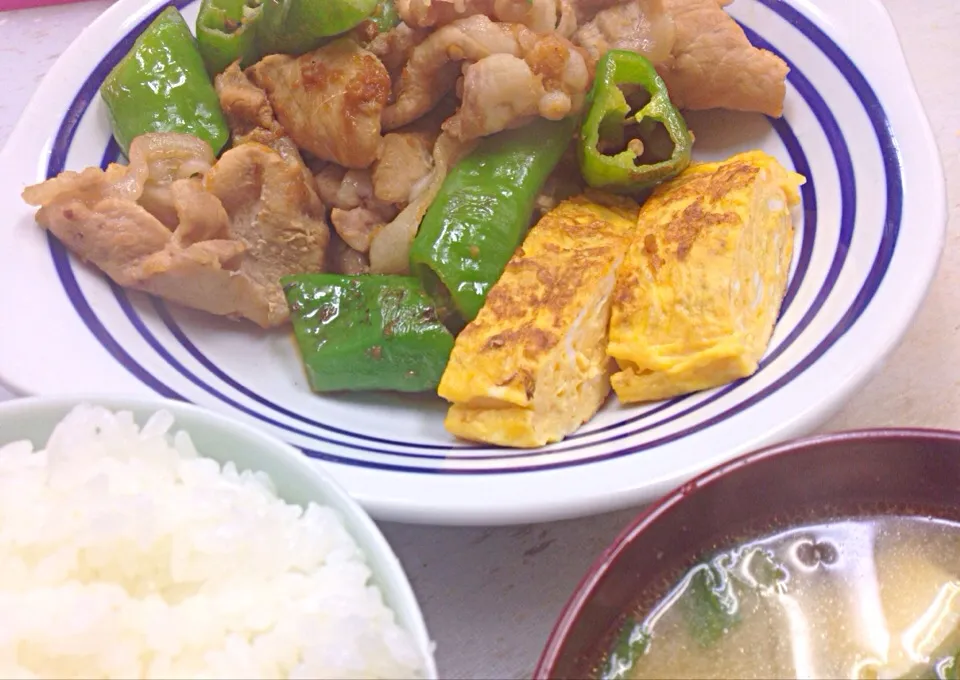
[22,134,329,328]
[248,39,391,169]
[438,193,639,448]
[608,150,805,403]
[656,0,789,117]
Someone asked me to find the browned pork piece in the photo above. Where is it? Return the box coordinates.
[573,0,676,63]
[397,0,494,28]
[112,133,217,229]
[566,0,623,24]
[215,63,283,148]
[384,15,592,139]
[397,0,576,35]
[372,130,437,204]
[655,0,788,116]
[214,63,316,186]
[248,38,392,168]
[493,0,576,34]
[382,15,523,130]
[443,32,591,139]
[22,134,330,328]
[314,166,398,254]
[332,203,397,253]
[327,234,372,275]
[363,22,430,76]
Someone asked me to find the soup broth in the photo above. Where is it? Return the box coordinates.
[600,516,960,680]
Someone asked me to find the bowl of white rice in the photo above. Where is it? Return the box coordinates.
[0,395,437,680]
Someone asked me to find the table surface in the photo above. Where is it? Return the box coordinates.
[1,1,958,677]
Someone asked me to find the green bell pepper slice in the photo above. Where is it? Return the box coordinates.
[197,0,383,75]
[100,7,230,155]
[283,273,455,393]
[196,0,264,75]
[579,49,693,194]
[258,0,380,57]
[409,116,576,326]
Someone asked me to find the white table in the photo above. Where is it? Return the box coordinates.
[1,2,958,677]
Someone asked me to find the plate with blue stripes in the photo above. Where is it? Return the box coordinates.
[0,0,946,524]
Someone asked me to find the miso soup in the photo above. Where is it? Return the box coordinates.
[600,516,960,680]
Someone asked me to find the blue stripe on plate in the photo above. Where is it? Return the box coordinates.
[45,0,900,474]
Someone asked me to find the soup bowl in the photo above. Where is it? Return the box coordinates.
[534,428,960,679]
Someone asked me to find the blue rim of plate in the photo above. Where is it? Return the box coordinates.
[45,0,901,474]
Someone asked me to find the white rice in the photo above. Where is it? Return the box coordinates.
[0,405,425,680]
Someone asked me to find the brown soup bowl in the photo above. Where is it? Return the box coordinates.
[533,428,960,679]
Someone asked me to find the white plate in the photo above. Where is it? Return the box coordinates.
[0,0,946,525]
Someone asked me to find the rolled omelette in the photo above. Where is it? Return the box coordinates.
[608,150,806,404]
[438,193,639,448]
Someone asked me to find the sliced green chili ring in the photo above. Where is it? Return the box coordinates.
[196,0,264,75]
[579,49,693,194]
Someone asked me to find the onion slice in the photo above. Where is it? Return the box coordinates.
[369,132,475,274]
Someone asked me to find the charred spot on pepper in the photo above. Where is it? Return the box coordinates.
[419,306,440,325]
[316,303,337,323]
[415,266,464,332]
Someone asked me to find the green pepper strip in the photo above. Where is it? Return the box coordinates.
[196,0,264,75]
[100,7,230,155]
[282,274,455,393]
[579,49,693,194]
[258,0,380,57]
[409,116,577,326]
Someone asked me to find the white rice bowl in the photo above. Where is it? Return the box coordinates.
[0,404,426,679]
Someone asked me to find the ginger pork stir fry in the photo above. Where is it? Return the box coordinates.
[22,0,797,444]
